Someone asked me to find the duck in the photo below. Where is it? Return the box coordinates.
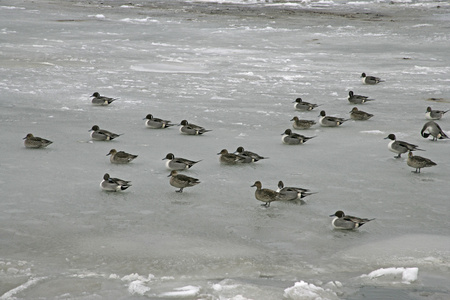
[218,149,251,164]
[318,111,348,127]
[425,107,448,120]
[89,125,122,141]
[330,210,374,230]
[100,173,131,191]
[23,133,53,148]
[347,91,374,104]
[361,73,384,84]
[420,121,448,141]
[163,153,201,170]
[168,170,200,193]
[349,107,374,120]
[276,181,315,203]
[281,129,314,145]
[293,98,320,111]
[290,116,316,130]
[90,92,117,106]
[407,151,437,173]
[106,149,138,164]
[251,181,280,207]
[384,134,423,158]
[143,114,173,129]
[179,120,211,135]
[233,146,267,162]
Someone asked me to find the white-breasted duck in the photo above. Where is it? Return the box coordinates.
[384,134,423,158]
[421,121,448,141]
[330,210,374,230]
[90,92,117,106]
[361,73,384,84]
[89,125,122,141]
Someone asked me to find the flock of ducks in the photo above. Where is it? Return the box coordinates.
[22,73,448,230]
[383,119,447,173]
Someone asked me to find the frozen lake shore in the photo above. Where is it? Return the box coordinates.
[1,0,449,299]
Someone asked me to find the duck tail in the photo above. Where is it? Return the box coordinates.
[364,218,375,223]
[300,192,317,198]
[188,160,202,168]
[421,131,430,138]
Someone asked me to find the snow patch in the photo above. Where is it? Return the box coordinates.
[283,280,340,300]
[361,267,419,284]
[130,64,209,74]
[120,17,159,24]
[0,277,46,299]
[121,273,154,295]
[360,130,385,135]
[158,285,200,298]
[89,14,105,19]
[128,280,151,295]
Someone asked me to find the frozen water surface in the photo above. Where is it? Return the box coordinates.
[1,0,449,299]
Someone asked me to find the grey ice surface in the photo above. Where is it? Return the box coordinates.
[1,0,450,299]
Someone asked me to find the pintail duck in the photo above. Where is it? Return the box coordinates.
[179,120,211,135]
[23,133,53,148]
[90,92,117,106]
[143,114,173,129]
[168,170,200,192]
[425,107,448,120]
[218,149,251,164]
[100,173,131,191]
[349,107,374,120]
[291,117,316,130]
[89,125,122,141]
[347,91,374,104]
[281,129,315,145]
[251,181,280,207]
[107,149,138,164]
[384,134,423,158]
[163,153,201,170]
[421,121,448,141]
[407,151,436,173]
[330,210,374,230]
[318,111,348,127]
[233,146,267,162]
[361,73,384,85]
[276,181,316,203]
[293,98,320,111]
